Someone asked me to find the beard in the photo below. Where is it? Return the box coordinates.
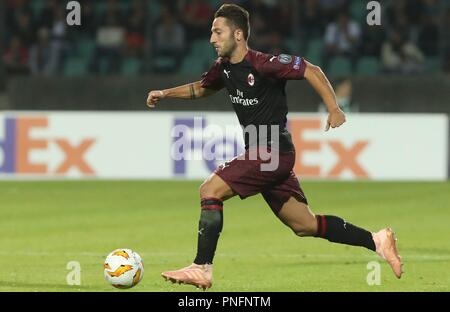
[219,37,237,58]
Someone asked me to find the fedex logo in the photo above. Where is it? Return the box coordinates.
[0,117,95,175]
[290,118,369,178]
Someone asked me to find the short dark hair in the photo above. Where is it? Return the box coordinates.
[214,4,250,40]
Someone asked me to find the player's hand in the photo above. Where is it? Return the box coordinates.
[325,107,346,131]
[146,90,165,108]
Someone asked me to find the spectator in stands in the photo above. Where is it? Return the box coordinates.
[90,2,125,74]
[49,5,70,73]
[442,8,450,73]
[385,0,413,39]
[323,11,361,70]
[154,6,186,70]
[264,31,290,55]
[271,2,294,38]
[39,0,58,29]
[6,0,32,41]
[29,27,54,75]
[15,10,35,48]
[248,12,270,52]
[181,0,213,42]
[99,0,124,25]
[299,0,325,41]
[386,0,407,27]
[2,0,447,77]
[418,14,440,57]
[34,2,70,73]
[381,29,425,74]
[3,36,30,75]
[125,0,147,58]
[78,0,97,37]
[360,23,386,57]
[319,0,349,24]
[245,0,272,21]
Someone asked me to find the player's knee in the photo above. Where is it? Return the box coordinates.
[199,181,209,198]
[199,180,218,199]
[291,223,316,237]
[295,231,312,238]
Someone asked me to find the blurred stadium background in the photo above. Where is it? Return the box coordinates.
[1,0,450,112]
[0,0,449,292]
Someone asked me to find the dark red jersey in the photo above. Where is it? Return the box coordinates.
[200,49,306,151]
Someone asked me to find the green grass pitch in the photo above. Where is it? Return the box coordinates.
[0,181,449,292]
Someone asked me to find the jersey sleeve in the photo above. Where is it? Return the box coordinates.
[200,58,224,90]
[254,52,307,80]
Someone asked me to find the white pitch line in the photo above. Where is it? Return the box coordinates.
[0,251,449,261]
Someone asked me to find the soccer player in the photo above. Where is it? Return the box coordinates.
[147,4,402,290]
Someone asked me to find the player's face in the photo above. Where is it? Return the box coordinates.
[210,17,237,57]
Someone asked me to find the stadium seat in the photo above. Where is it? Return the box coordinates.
[351,0,368,24]
[191,39,216,63]
[284,37,300,54]
[180,56,205,75]
[98,58,110,75]
[328,57,352,77]
[77,38,96,61]
[121,58,143,76]
[63,57,89,76]
[30,0,45,20]
[305,38,323,67]
[119,0,131,12]
[306,38,323,56]
[356,57,380,75]
[153,56,176,72]
[95,1,107,16]
[425,57,442,73]
[148,0,162,21]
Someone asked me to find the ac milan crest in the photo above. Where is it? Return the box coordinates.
[247,73,255,86]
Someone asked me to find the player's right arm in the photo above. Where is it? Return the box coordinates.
[147,58,224,108]
[146,82,217,108]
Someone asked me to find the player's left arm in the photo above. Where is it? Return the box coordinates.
[255,53,345,131]
[303,60,346,131]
